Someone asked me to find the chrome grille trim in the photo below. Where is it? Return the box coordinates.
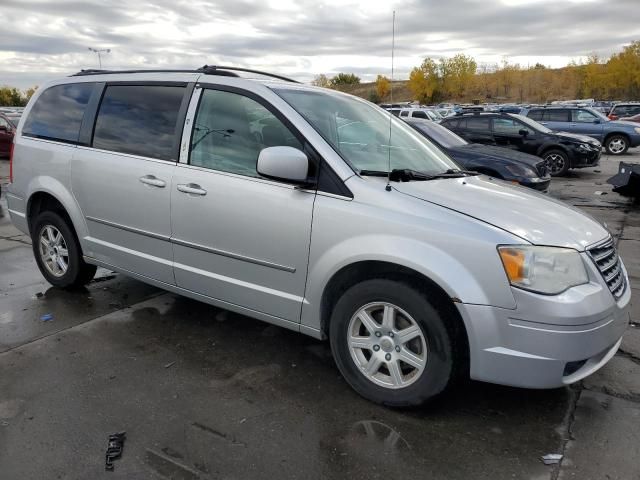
[587,237,626,299]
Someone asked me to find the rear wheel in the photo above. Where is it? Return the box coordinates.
[543,149,570,176]
[31,211,96,288]
[329,279,456,407]
[605,135,629,155]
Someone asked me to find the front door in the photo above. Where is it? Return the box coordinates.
[171,86,315,323]
[570,109,605,141]
[71,83,189,284]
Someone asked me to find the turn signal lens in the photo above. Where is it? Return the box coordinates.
[499,248,526,283]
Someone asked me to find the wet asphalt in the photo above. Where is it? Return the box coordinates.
[0,153,638,480]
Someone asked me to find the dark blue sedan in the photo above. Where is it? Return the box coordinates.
[405,118,551,191]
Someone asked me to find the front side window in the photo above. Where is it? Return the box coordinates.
[93,85,185,161]
[22,83,94,143]
[572,109,598,123]
[272,87,458,174]
[190,89,302,178]
[493,117,522,135]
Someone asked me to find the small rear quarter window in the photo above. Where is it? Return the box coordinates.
[22,83,94,143]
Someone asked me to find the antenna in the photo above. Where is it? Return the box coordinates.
[385,10,396,192]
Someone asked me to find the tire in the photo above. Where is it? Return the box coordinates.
[543,149,570,177]
[329,279,456,407]
[31,211,97,288]
[605,135,629,155]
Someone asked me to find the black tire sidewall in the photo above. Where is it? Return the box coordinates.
[606,135,629,155]
[31,211,85,288]
[329,279,454,407]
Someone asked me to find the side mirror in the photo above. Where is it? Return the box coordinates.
[257,146,309,184]
[518,129,529,137]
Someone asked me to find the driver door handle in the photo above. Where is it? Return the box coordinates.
[177,183,207,196]
[139,175,166,188]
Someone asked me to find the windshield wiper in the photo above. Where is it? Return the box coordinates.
[360,168,479,182]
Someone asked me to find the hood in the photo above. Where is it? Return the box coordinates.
[453,144,541,168]
[555,131,601,145]
[393,175,608,250]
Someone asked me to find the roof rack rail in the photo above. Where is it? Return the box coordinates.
[71,65,299,83]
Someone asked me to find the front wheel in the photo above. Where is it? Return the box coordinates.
[31,211,97,288]
[605,135,629,155]
[329,279,456,407]
[543,149,570,176]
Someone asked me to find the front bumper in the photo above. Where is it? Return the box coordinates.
[457,257,631,389]
[570,147,601,168]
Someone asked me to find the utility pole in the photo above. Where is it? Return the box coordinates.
[88,47,111,68]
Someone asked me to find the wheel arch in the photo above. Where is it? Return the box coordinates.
[603,131,630,145]
[318,260,469,367]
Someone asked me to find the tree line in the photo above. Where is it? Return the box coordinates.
[312,40,640,104]
[0,86,37,106]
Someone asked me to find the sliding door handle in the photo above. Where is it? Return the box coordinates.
[177,183,207,196]
[139,175,166,188]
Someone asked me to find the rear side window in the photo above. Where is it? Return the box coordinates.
[466,117,491,131]
[543,110,569,122]
[527,110,543,121]
[22,83,94,143]
[93,85,185,161]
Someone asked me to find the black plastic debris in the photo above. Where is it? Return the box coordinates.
[105,432,126,471]
[607,162,640,200]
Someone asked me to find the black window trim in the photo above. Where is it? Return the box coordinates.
[22,82,97,146]
[88,81,194,162]
[189,82,352,198]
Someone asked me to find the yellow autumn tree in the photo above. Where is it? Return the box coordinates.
[375,75,391,100]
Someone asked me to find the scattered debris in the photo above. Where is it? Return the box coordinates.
[105,431,126,471]
[239,418,247,424]
[607,162,640,200]
[35,292,44,299]
[594,169,602,173]
[594,191,608,196]
[164,362,175,369]
[40,313,53,322]
[541,453,563,465]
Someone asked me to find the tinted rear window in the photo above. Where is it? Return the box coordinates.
[22,83,94,143]
[466,117,491,131]
[527,110,543,121]
[544,110,569,122]
[93,85,185,161]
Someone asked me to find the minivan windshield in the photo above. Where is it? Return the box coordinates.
[410,121,467,148]
[272,87,459,174]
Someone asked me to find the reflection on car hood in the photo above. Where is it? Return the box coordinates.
[611,120,640,129]
[453,144,541,168]
[556,131,601,145]
[393,175,608,250]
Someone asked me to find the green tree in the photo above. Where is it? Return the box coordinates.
[0,87,24,106]
[330,73,361,87]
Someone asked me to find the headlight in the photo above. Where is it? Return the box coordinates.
[577,143,591,151]
[634,127,640,134]
[498,246,588,294]
[504,164,537,177]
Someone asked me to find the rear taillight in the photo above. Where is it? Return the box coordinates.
[9,141,14,183]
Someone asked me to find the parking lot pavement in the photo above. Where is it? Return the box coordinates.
[0,151,638,479]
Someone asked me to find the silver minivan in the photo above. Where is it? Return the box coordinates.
[6,67,631,406]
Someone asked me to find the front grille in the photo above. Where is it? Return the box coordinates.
[535,161,549,177]
[587,237,626,299]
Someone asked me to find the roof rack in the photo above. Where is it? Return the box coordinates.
[71,65,300,83]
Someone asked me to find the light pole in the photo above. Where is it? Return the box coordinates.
[88,47,111,68]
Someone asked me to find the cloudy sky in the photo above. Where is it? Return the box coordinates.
[2,0,640,89]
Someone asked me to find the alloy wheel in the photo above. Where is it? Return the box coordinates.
[608,138,627,154]
[38,225,69,277]
[347,302,427,389]
[544,153,566,175]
